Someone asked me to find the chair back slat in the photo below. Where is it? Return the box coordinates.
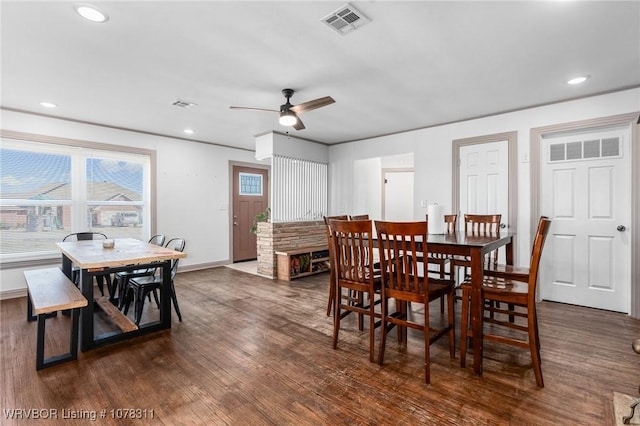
[323,216,349,283]
[425,214,458,235]
[464,214,502,266]
[330,219,375,287]
[464,214,501,234]
[349,214,370,220]
[375,221,428,296]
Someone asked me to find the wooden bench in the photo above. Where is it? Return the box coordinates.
[24,268,88,370]
[275,245,330,281]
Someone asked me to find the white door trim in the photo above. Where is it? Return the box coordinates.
[452,131,518,255]
[530,112,640,318]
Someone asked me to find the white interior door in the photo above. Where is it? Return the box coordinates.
[383,170,413,221]
[459,141,509,228]
[539,127,631,313]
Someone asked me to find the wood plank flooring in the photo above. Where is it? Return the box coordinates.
[2,266,640,425]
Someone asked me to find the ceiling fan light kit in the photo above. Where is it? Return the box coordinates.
[279,110,298,127]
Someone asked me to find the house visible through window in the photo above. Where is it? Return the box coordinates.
[0,138,151,261]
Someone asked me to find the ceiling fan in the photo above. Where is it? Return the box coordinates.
[230,89,335,131]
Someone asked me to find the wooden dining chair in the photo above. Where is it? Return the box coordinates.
[62,232,110,296]
[349,214,369,220]
[425,214,458,277]
[450,214,502,282]
[482,217,550,282]
[330,219,381,362]
[374,220,456,384]
[459,217,551,387]
[323,215,348,317]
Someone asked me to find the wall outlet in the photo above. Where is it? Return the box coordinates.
[522,153,529,163]
[420,200,427,208]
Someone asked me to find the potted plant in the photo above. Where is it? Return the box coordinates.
[250,207,270,234]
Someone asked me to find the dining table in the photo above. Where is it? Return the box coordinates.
[56,238,186,352]
[425,231,514,376]
[368,230,514,376]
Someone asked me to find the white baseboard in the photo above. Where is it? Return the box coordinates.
[0,288,27,300]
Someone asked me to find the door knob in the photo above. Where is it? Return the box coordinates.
[617,225,626,232]
[233,222,238,226]
[500,223,506,229]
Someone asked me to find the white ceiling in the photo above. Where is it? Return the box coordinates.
[1,1,639,151]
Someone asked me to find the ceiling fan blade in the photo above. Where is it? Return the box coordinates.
[290,96,335,114]
[229,106,279,113]
[293,116,305,131]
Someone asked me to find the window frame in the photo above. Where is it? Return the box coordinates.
[0,130,156,268]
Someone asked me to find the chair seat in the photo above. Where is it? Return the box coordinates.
[483,263,530,281]
[461,277,529,304]
[129,275,158,286]
[117,268,154,278]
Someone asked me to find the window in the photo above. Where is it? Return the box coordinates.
[0,137,152,262]
[239,172,263,196]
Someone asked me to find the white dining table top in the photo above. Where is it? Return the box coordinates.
[56,238,186,269]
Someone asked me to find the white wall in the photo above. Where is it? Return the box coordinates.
[328,88,640,267]
[352,157,382,218]
[0,109,260,296]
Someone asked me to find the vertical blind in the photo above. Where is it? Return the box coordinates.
[272,155,327,223]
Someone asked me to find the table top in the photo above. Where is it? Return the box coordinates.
[424,231,513,247]
[56,238,186,269]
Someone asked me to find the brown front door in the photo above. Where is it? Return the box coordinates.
[232,166,268,262]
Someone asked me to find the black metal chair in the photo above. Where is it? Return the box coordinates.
[122,238,185,325]
[62,232,109,296]
[114,234,165,305]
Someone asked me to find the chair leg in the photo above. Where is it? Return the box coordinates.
[118,277,130,310]
[134,288,147,325]
[357,291,364,331]
[529,306,544,387]
[170,283,182,322]
[423,300,430,385]
[96,275,105,296]
[121,287,132,315]
[378,296,388,366]
[332,285,341,350]
[368,291,375,363]
[326,279,334,317]
[152,289,160,308]
[447,291,455,359]
[459,287,470,368]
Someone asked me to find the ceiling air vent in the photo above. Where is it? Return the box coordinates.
[321,3,370,35]
[171,99,197,108]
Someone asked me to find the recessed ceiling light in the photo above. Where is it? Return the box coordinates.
[40,102,57,108]
[183,129,195,135]
[75,4,109,23]
[567,75,590,85]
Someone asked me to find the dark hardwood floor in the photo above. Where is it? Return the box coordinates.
[2,266,639,425]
